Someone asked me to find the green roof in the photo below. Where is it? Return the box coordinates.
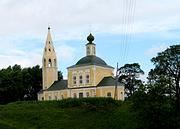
[97,76,122,87]
[68,55,114,69]
[46,80,68,91]
[76,55,107,65]
[44,77,122,92]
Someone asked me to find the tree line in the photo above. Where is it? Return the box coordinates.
[0,65,63,104]
[118,44,180,129]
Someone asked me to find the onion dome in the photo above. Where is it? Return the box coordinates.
[87,33,94,43]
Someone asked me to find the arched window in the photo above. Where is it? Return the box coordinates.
[44,58,46,67]
[49,96,52,100]
[79,93,83,98]
[55,96,57,100]
[86,74,90,84]
[73,76,76,85]
[61,95,64,99]
[107,92,111,97]
[120,92,123,98]
[79,75,83,84]
[54,59,56,67]
[48,59,52,67]
[73,93,77,98]
[86,92,89,97]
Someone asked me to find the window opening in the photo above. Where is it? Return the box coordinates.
[54,59,56,67]
[86,92,89,97]
[79,75,83,84]
[49,96,51,100]
[86,75,90,84]
[44,59,46,67]
[79,93,83,98]
[73,76,76,85]
[73,93,77,98]
[48,59,52,67]
[107,92,111,97]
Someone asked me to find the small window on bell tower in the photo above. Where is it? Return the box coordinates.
[44,59,46,67]
[54,59,56,67]
[48,59,52,67]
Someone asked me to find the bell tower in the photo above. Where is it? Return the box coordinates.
[42,27,58,90]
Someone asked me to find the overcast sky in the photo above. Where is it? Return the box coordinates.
[0,0,180,80]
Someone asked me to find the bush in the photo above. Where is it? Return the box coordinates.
[57,97,121,108]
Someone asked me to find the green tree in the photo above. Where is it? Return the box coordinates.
[0,64,64,103]
[0,65,24,104]
[150,45,180,110]
[0,65,42,103]
[58,71,63,81]
[23,65,42,100]
[118,63,144,97]
[129,45,180,129]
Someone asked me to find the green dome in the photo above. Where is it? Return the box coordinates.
[76,55,107,66]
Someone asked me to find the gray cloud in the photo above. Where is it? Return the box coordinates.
[0,0,179,39]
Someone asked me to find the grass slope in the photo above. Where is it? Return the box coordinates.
[0,98,137,129]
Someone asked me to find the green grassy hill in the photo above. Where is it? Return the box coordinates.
[0,98,137,129]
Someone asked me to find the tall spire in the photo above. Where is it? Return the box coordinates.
[42,26,58,90]
[48,26,50,30]
[46,26,52,44]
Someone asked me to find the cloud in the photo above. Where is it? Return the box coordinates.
[56,44,76,63]
[0,0,180,39]
[0,49,41,68]
[144,44,168,57]
[0,36,77,69]
[0,0,180,70]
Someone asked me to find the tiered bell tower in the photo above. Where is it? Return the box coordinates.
[42,27,58,90]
